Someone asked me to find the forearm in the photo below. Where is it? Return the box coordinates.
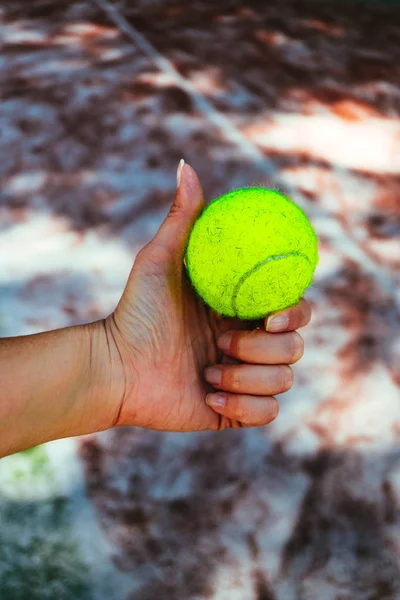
[0,322,116,457]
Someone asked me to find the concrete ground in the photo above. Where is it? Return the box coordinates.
[0,1,399,598]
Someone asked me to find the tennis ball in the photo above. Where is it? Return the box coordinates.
[184,187,318,320]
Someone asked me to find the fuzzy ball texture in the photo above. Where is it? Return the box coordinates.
[185,187,318,320]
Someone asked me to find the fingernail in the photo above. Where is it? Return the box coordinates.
[217,332,232,353]
[206,393,226,408]
[176,158,185,189]
[204,366,222,386]
[266,315,289,332]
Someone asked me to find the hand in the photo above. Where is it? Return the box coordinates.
[97,162,312,432]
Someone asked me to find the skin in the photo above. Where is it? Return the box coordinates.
[0,163,312,458]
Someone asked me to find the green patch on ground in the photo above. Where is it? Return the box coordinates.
[0,446,91,599]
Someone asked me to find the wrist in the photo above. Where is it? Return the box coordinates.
[84,315,132,431]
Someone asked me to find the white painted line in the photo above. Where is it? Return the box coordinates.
[92,0,396,296]
[92,0,276,175]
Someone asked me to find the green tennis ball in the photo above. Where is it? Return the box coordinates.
[184,187,318,320]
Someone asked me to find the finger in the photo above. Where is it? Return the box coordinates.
[151,161,204,258]
[204,364,293,396]
[205,392,279,427]
[217,328,304,364]
[265,298,312,332]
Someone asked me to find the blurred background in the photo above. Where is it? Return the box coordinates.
[0,0,399,598]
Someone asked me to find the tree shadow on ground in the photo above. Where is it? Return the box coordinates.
[80,430,400,599]
[0,0,399,237]
[1,2,399,598]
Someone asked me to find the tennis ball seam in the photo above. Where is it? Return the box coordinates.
[231,252,311,315]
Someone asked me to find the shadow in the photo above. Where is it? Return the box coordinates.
[313,261,400,382]
[0,494,91,599]
[120,0,400,118]
[79,430,400,599]
[0,0,398,239]
[0,0,399,598]
[280,447,400,598]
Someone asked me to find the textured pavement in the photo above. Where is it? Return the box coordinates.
[0,1,399,598]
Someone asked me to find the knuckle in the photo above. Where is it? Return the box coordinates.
[235,329,258,359]
[235,407,247,423]
[168,202,181,216]
[229,331,240,356]
[168,196,188,217]
[137,243,167,266]
[290,332,304,362]
[232,331,247,358]
[134,244,150,263]
[225,368,241,392]
[230,397,246,422]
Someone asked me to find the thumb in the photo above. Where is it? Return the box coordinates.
[151,160,204,258]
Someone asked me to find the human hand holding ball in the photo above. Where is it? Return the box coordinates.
[102,161,316,432]
[185,186,318,320]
